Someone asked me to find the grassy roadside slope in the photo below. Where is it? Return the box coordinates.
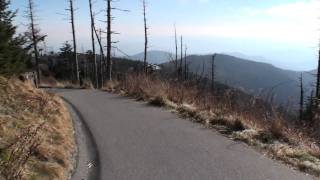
[0,76,76,180]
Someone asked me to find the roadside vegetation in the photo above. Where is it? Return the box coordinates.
[0,76,76,180]
[105,73,320,178]
[2,0,320,178]
[0,0,77,179]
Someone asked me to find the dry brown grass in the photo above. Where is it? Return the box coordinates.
[39,75,93,89]
[105,73,320,178]
[0,76,76,180]
[53,79,94,89]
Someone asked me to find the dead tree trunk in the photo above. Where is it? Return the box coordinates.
[89,0,98,88]
[106,0,112,81]
[143,0,148,74]
[315,44,320,116]
[98,29,104,87]
[174,25,178,73]
[211,54,216,91]
[299,73,304,122]
[91,26,105,87]
[69,0,79,83]
[180,36,183,77]
[308,90,314,123]
[315,50,320,122]
[316,46,320,100]
[184,46,187,80]
[27,0,40,87]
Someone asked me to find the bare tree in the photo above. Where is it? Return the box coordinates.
[180,36,183,77]
[98,29,105,87]
[89,0,98,87]
[106,0,112,81]
[317,52,320,103]
[307,90,314,123]
[299,73,304,122]
[27,0,40,86]
[174,25,178,72]
[92,26,106,87]
[68,0,79,83]
[105,0,128,81]
[316,41,320,100]
[211,54,216,91]
[184,45,187,80]
[143,0,148,74]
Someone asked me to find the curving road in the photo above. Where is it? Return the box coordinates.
[57,89,312,180]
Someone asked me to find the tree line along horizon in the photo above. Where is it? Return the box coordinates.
[0,0,319,123]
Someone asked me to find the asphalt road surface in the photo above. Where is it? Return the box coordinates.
[57,89,313,180]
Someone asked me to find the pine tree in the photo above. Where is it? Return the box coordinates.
[59,41,73,59]
[0,0,29,75]
[53,41,73,80]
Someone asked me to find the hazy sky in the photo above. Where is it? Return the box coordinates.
[10,0,320,71]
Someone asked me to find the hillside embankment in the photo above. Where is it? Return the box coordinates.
[0,76,76,180]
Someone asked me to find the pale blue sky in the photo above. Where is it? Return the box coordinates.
[10,0,320,71]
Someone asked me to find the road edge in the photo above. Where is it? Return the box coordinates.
[62,97,102,180]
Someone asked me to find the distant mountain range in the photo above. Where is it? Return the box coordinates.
[130,50,173,64]
[225,52,270,63]
[131,51,315,105]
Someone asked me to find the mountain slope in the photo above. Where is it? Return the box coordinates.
[164,54,314,104]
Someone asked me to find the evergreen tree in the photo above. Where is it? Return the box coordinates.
[53,41,73,80]
[59,41,73,59]
[0,0,29,75]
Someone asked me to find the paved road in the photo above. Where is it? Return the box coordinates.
[58,89,313,180]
